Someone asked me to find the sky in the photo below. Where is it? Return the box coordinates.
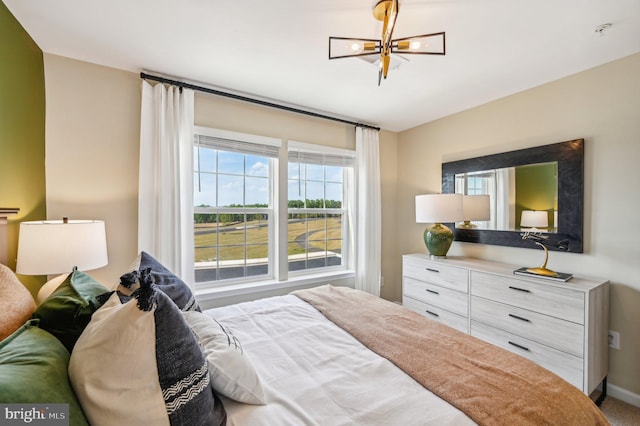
[194,148,344,207]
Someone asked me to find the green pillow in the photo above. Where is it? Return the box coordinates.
[0,319,88,425]
[33,267,108,352]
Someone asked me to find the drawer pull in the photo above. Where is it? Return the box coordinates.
[425,268,440,273]
[508,341,530,352]
[426,289,440,295]
[425,310,439,317]
[508,313,531,323]
[508,286,531,293]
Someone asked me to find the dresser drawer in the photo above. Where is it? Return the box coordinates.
[471,321,583,390]
[471,271,584,323]
[471,297,584,357]
[403,296,468,333]
[403,257,468,293]
[404,277,468,316]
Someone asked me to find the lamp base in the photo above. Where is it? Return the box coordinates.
[36,273,69,305]
[457,220,476,229]
[513,267,573,282]
[423,223,454,258]
[525,267,559,278]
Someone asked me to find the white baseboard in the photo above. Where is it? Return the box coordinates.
[609,383,640,408]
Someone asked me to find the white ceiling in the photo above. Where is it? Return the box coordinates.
[5,0,640,132]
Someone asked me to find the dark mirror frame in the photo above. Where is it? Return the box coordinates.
[442,139,584,253]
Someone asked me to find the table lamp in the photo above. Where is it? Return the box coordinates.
[458,195,490,229]
[16,218,108,303]
[415,194,463,258]
[520,210,548,230]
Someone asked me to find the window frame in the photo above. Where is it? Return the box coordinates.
[192,127,355,293]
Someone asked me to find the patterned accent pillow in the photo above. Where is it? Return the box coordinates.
[183,310,267,405]
[69,269,226,425]
[118,251,200,312]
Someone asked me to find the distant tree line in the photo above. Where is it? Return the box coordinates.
[194,199,342,224]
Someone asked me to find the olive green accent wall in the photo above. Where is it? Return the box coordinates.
[515,162,558,228]
[0,1,46,294]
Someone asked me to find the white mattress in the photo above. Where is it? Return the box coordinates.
[206,295,475,426]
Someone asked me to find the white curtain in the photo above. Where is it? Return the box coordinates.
[139,81,195,287]
[355,127,382,296]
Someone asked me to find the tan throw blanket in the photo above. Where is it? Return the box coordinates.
[293,285,609,426]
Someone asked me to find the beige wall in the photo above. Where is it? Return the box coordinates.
[44,54,141,287]
[379,130,399,302]
[391,52,640,395]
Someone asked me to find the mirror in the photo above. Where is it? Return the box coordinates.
[442,139,584,252]
[453,161,558,232]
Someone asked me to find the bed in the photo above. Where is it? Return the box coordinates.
[0,252,609,426]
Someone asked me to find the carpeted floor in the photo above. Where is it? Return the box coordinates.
[600,397,640,425]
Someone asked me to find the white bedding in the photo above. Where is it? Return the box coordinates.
[206,295,475,426]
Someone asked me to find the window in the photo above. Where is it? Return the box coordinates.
[287,141,354,273]
[455,170,499,229]
[193,128,354,288]
[193,128,279,283]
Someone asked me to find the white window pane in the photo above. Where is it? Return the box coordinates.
[246,176,269,206]
[305,181,324,206]
[308,215,326,238]
[288,180,305,203]
[218,175,244,206]
[246,155,269,177]
[288,162,303,179]
[194,173,216,207]
[247,244,269,277]
[287,242,307,272]
[306,164,324,181]
[288,214,307,243]
[218,151,244,175]
[197,147,217,173]
[326,166,343,183]
[246,217,269,245]
[325,182,343,206]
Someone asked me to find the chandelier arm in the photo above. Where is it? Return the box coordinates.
[329,52,381,60]
[328,0,446,85]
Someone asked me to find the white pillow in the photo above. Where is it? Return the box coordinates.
[183,311,266,405]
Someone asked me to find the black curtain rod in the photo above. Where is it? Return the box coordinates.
[140,72,380,132]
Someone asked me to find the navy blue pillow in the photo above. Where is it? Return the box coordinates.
[119,251,200,312]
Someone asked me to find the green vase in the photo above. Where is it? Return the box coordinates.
[423,223,454,258]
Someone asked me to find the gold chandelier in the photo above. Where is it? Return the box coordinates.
[329,0,445,85]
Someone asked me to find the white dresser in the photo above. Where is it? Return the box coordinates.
[402,254,609,396]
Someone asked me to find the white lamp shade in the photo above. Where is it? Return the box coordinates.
[462,195,490,221]
[16,220,108,275]
[415,194,464,223]
[520,210,548,228]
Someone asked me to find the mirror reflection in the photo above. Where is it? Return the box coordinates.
[454,162,558,232]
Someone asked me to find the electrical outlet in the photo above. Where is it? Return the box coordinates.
[608,330,620,350]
